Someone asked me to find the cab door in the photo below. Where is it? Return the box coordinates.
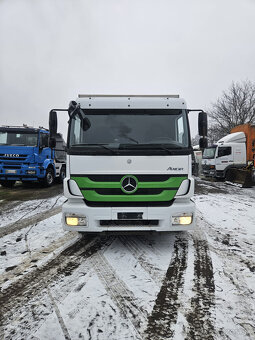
[216,146,233,171]
[38,132,51,163]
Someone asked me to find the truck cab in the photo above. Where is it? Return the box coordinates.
[49,95,208,233]
[0,126,66,187]
[215,132,246,178]
[202,132,247,179]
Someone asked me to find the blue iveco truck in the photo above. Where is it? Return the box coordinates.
[0,125,66,187]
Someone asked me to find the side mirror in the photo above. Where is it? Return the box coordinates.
[49,110,58,136]
[82,117,91,131]
[198,111,208,136]
[68,101,77,116]
[49,137,56,148]
[199,137,208,149]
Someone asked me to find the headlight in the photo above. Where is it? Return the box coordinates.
[172,215,193,225]
[65,216,87,226]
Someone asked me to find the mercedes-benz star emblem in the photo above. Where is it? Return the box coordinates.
[121,176,138,194]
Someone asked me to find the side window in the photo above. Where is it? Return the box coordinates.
[40,133,49,148]
[218,146,231,157]
[177,116,184,144]
[0,132,7,144]
[70,116,82,145]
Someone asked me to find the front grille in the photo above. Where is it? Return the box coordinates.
[3,165,21,169]
[84,199,175,207]
[94,188,166,195]
[0,154,27,161]
[84,174,174,182]
[100,220,159,226]
[202,164,212,170]
[71,173,187,206]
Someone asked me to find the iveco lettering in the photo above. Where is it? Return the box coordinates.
[49,95,207,232]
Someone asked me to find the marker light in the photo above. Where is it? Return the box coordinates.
[172,215,193,225]
[66,216,87,226]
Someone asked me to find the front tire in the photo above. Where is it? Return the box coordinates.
[41,168,55,187]
[0,180,16,188]
[56,166,66,183]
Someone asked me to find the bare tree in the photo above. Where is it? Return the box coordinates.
[209,80,255,141]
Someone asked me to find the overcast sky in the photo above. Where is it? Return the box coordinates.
[0,0,255,138]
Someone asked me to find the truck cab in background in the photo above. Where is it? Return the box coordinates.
[0,126,66,187]
[214,132,246,179]
[202,124,255,186]
[49,95,207,233]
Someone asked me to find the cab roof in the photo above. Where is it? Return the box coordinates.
[0,126,48,133]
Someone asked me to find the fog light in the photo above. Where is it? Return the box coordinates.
[66,216,87,226]
[172,215,193,225]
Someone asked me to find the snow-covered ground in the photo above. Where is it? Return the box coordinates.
[0,180,254,340]
[0,195,66,229]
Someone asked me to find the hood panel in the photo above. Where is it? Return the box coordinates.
[70,155,189,175]
[0,146,35,162]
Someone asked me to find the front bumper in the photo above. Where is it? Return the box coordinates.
[0,164,45,181]
[62,198,195,232]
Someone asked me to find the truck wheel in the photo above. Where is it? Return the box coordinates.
[0,180,16,188]
[56,166,66,183]
[41,168,55,187]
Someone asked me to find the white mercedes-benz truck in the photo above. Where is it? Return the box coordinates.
[49,95,207,233]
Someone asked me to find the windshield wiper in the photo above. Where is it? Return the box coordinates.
[119,143,184,153]
[122,136,139,144]
[156,145,177,154]
[72,143,117,154]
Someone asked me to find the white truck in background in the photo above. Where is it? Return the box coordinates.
[49,95,207,233]
[202,124,255,187]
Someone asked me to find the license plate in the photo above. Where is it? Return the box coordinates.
[6,169,17,174]
[117,212,143,220]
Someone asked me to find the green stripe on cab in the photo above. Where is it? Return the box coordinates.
[71,175,187,202]
[80,189,178,202]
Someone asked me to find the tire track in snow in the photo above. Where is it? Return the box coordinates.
[47,287,72,340]
[0,235,113,331]
[195,213,255,339]
[119,235,165,286]
[185,232,215,340]
[144,236,188,340]
[196,210,255,273]
[91,250,148,339]
[0,206,62,238]
[0,232,77,287]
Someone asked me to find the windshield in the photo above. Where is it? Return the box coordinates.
[203,147,216,159]
[68,109,190,154]
[0,131,38,146]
